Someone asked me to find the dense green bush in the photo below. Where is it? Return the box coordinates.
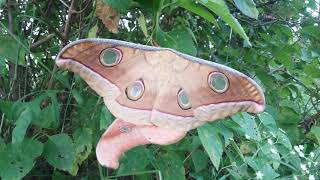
[0,0,319,179]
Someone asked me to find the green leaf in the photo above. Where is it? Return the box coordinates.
[117,146,150,175]
[261,144,280,169]
[260,164,280,179]
[88,23,98,38]
[233,0,259,19]
[31,92,60,129]
[197,123,223,170]
[0,34,26,65]
[177,0,219,27]
[191,149,209,172]
[304,63,320,78]
[155,152,185,180]
[154,26,197,56]
[69,128,93,175]
[0,58,7,75]
[43,134,76,171]
[100,106,113,130]
[232,113,261,141]
[0,138,5,151]
[309,126,320,144]
[137,14,149,37]
[199,0,250,42]
[0,100,28,122]
[168,26,197,56]
[71,89,84,105]
[0,139,43,180]
[11,108,33,144]
[300,25,320,40]
[258,112,276,129]
[276,130,292,150]
[103,0,132,13]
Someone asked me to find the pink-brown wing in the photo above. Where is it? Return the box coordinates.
[56,39,265,131]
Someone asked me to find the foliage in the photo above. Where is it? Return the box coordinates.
[0,0,320,179]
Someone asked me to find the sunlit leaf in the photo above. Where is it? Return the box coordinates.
[232,113,261,141]
[11,108,32,144]
[233,0,259,19]
[198,123,223,170]
[43,134,76,171]
[0,34,26,65]
[177,0,219,27]
[199,0,250,43]
[0,139,43,180]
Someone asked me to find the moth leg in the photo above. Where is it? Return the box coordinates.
[96,118,187,169]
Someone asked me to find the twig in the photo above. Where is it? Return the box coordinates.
[256,0,280,8]
[47,0,75,89]
[299,112,320,133]
[30,33,55,48]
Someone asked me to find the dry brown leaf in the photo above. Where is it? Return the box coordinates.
[96,0,120,34]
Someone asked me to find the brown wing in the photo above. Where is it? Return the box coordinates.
[56,39,265,131]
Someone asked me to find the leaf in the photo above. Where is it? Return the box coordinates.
[31,92,60,129]
[155,152,185,180]
[0,139,43,180]
[300,25,320,40]
[0,138,5,151]
[71,89,84,105]
[233,0,259,19]
[0,34,26,65]
[154,26,197,56]
[260,164,280,179]
[96,0,120,33]
[137,14,149,37]
[309,126,320,144]
[11,108,33,144]
[69,129,93,175]
[197,123,223,170]
[259,112,276,127]
[261,144,280,169]
[100,106,113,130]
[177,0,219,27]
[117,146,151,175]
[103,0,132,13]
[276,130,292,150]
[232,113,261,141]
[0,58,7,75]
[199,0,250,43]
[168,26,197,56]
[87,23,98,38]
[191,149,209,172]
[43,134,76,171]
[304,63,320,78]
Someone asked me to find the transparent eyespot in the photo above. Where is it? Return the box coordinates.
[99,48,122,66]
[177,89,192,110]
[208,72,229,93]
[126,80,144,101]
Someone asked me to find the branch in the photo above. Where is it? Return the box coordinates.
[30,33,55,48]
[299,112,320,133]
[48,0,76,89]
[256,0,280,8]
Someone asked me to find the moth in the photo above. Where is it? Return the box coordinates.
[56,39,265,169]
